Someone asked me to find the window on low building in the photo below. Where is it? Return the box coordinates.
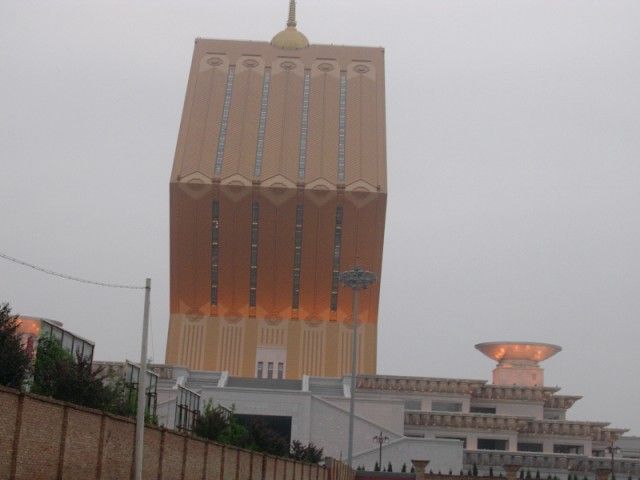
[437,436,467,448]
[432,401,462,412]
[256,361,264,378]
[553,444,583,455]
[477,439,508,451]
[82,343,94,362]
[518,442,543,452]
[62,332,73,351]
[544,411,563,420]
[267,362,274,379]
[470,406,496,414]
[404,399,422,410]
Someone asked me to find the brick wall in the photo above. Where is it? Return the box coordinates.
[0,385,350,480]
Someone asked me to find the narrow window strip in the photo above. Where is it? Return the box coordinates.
[337,71,347,183]
[211,201,220,305]
[214,66,236,177]
[254,68,272,177]
[249,202,260,307]
[291,204,304,309]
[330,206,344,311]
[298,70,311,179]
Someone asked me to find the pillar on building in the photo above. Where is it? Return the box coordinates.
[412,460,430,480]
[504,464,521,480]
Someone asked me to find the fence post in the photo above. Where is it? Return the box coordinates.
[220,445,225,480]
[9,392,25,479]
[158,428,166,480]
[235,448,240,480]
[181,435,188,480]
[202,442,208,480]
[95,414,106,479]
[57,405,70,479]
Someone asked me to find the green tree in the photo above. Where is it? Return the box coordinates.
[374,462,380,472]
[31,336,125,412]
[193,402,252,447]
[289,440,323,464]
[536,471,541,479]
[401,463,407,473]
[193,401,232,441]
[193,402,301,458]
[387,461,393,472]
[0,304,31,389]
[489,467,494,477]
[473,463,479,476]
[525,471,532,480]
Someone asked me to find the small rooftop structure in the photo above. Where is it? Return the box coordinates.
[475,341,562,387]
[271,0,309,50]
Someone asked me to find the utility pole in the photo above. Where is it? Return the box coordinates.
[339,266,376,468]
[134,278,151,480]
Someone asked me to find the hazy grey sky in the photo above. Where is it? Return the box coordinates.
[1,1,638,434]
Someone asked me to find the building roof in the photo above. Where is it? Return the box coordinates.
[406,411,627,442]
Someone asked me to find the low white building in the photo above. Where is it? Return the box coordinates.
[154,368,462,472]
[148,342,639,477]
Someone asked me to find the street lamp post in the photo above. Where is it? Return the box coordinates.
[605,443,621,480]
[373,431,389,470]
[339,266,377,468]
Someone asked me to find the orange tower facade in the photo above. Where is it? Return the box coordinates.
[166,12,387,379]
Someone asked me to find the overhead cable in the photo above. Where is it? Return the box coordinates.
[0,251,145,290]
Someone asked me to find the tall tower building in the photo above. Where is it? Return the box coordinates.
[166,1,387,379]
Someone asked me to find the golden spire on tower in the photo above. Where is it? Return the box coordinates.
[287,0,297,27]
[271,0,309,50]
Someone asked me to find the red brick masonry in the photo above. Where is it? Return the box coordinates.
[0,385,353,480]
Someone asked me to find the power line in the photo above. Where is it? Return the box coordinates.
[0,251,145,290]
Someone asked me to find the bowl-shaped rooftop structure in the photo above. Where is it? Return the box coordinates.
[475,342,562,364]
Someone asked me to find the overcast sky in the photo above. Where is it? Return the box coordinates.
[1,0,639,434]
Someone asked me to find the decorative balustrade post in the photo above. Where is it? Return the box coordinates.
[504,465,521,480]
[412,460,430,480]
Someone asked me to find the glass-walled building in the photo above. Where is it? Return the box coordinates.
[16,315,95,363]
